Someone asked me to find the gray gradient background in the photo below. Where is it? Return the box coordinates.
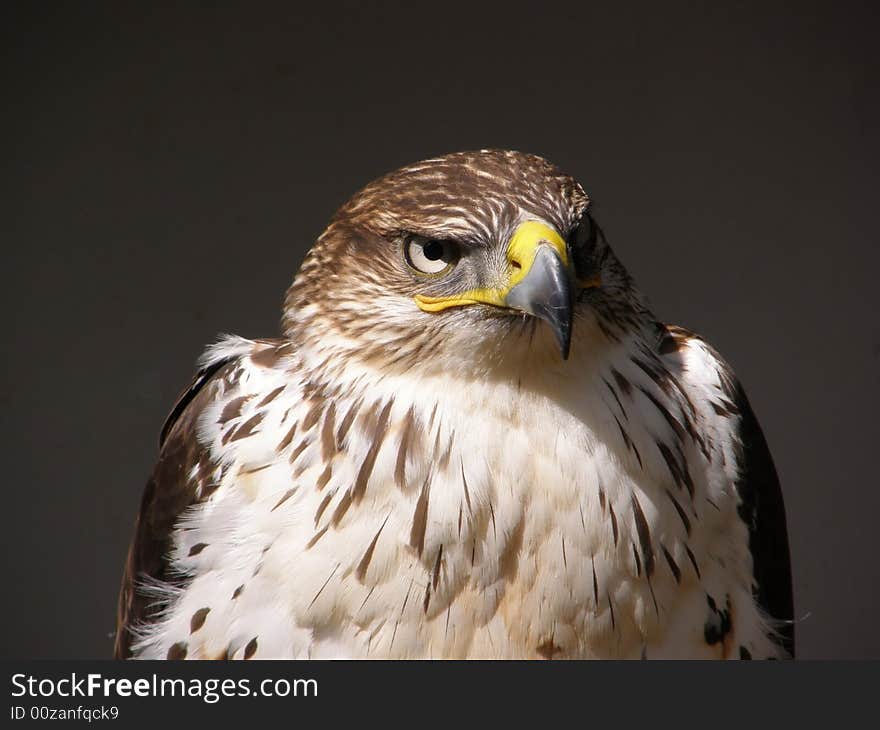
[3,3,877,659]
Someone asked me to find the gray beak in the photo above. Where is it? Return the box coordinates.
[505,244,574,359]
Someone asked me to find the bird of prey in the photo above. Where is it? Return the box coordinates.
[115,150,794,659]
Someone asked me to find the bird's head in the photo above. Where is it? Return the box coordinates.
[284,150,645,377]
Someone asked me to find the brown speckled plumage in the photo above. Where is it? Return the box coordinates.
[115,150,794,660]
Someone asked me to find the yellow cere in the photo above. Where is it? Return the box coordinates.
[415,221,568,313]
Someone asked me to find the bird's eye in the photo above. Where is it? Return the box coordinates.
[404,236,460,276]
[568,212,602,281]
[568,212,597,252]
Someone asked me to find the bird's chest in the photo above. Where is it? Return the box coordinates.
[166,367,722,659]
[247,376,695,658]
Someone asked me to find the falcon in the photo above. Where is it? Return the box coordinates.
[115,150,794,659]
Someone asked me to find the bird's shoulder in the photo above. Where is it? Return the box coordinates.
[114,335,297,658]
[654,324,741,415]
[654,323,795,657]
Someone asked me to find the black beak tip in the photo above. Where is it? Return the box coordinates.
[550,305,572,360]
[559,326,572,360]
[532,298,572,361]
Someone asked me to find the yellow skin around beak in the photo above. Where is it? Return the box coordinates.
[414,221,570,313]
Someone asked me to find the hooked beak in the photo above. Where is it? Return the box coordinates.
[505,242,573,359]
[415,221,575,359]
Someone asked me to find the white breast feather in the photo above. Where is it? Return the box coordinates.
[130,333,781,659]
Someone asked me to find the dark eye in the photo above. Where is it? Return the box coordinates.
[569,212,597,252]
[405,236,460,275]
[568,212,602,280]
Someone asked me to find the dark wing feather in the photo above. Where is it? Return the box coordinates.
[114,357,236,658]
[157,357,232,449]
[729,378,796,657]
